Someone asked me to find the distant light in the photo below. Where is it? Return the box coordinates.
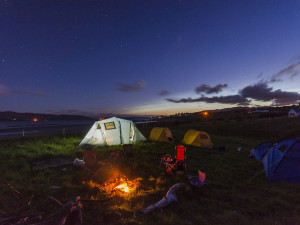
[33,118,38,122]
[99,117,105,120]
[12,118,17,121]
[202,112,208,116]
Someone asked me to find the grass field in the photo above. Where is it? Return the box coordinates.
[1,117,300,225]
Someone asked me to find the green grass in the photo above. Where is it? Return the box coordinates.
[1,117,300,224]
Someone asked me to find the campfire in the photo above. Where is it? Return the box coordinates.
[85,174,138,196]
[114,181,129,193]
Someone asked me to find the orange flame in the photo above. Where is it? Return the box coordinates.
[114,183,129,193]
[84,175,137,197]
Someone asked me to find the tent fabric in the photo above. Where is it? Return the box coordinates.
[79,117,146,146]
[250,142,273,161]
[252,138,300,183]
[148,127,173,142]
[182,129,213,148]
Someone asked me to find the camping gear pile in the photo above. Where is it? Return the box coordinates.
[161,145,186,175]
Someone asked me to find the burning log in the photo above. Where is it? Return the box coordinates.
[85,174,138,196]
[141,183,181,214]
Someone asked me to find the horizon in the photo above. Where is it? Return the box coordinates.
[1,1,300,115]
[1,103,299,119]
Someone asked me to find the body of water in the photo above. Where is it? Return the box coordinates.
[0,120,94,139]
[0,117,155,139]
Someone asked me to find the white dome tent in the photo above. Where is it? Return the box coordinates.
[79,117,146,146]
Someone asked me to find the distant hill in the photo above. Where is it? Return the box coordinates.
[194,105,299,114]
[0,111,94,121]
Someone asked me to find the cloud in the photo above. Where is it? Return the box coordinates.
[158,90,170,96]
[167,81,300,106]
[195,83,228,94]
[270,60,300,82]
[239,81,300,105]
[167,95,250,106]
[0,84,9,96]
[239,82,272,101]
[117,80,147,92]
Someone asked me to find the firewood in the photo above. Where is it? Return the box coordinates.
[47,196,63,208]
[7,183,22,200]
[48,195,82,225]
[0,213,43,225]
[0,195,83,225]
[79,198,112,203]
[16,214,43,225]
[0,210,6,217]
[27,195,34,207]
[0,199,11,215]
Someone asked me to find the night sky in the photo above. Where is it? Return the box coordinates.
[1,0,300,116]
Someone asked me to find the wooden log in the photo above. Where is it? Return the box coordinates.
[0,209,6,217]
[16,214,43,225]
[49,195,82,225]
[0,199,11,215]
[0,195,82,225]
[0,213,43,225]
[7,183,22,200]
[47,196,63,208]
[27,195,34,207]
[79,198,112,203]
[31,158,74,171]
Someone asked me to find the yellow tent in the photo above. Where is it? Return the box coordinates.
[182,129,213,148]
[149,127,174,142]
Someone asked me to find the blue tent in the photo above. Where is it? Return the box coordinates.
[251,138,300,183]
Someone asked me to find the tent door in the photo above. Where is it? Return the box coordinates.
[98,123,107,145]
[129,123,134,143]
[119,120,123,144]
